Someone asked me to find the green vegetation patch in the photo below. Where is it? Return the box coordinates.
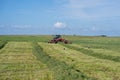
[0,35,51,42]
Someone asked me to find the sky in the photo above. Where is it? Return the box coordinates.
[0,0,120,36]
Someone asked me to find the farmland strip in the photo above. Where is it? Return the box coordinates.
[63,44,120,62]
[39,42,120,80]
[0,42,53,80]
[32,42,94,80]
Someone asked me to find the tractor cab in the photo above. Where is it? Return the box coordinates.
[53,35,61,39]
[48,35,72,44]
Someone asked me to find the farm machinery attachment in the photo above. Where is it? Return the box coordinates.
[48,35,72,44]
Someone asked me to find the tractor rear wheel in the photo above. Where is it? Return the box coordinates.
[64,40,68,44]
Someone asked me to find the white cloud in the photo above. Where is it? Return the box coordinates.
[54,22,66,28]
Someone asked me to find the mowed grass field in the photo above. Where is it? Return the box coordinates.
[0,35,120,80]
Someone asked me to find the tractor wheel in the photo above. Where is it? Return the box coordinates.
[55,41,58,44]
[64,40,68,44]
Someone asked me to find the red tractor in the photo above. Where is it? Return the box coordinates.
[48,35,72,44]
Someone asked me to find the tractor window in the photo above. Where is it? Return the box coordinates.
[54,35,61,39]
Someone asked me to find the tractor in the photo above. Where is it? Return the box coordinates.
[48,35,72,44]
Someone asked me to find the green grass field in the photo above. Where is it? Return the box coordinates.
[0,35,120,80]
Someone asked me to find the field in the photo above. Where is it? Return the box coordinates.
[0,35,120,80]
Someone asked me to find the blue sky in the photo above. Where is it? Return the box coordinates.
[0,0,120,36]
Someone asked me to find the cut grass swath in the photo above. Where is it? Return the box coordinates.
[32,42,94,80]
[0,42,53,80]
[38,42,120,80]
[0,41,7,49]
[92,48,120,57]
[63,44,120,62]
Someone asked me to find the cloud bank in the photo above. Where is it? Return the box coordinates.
[54,22,66,28]
[0,24,32,29]
[52,0,120,19]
